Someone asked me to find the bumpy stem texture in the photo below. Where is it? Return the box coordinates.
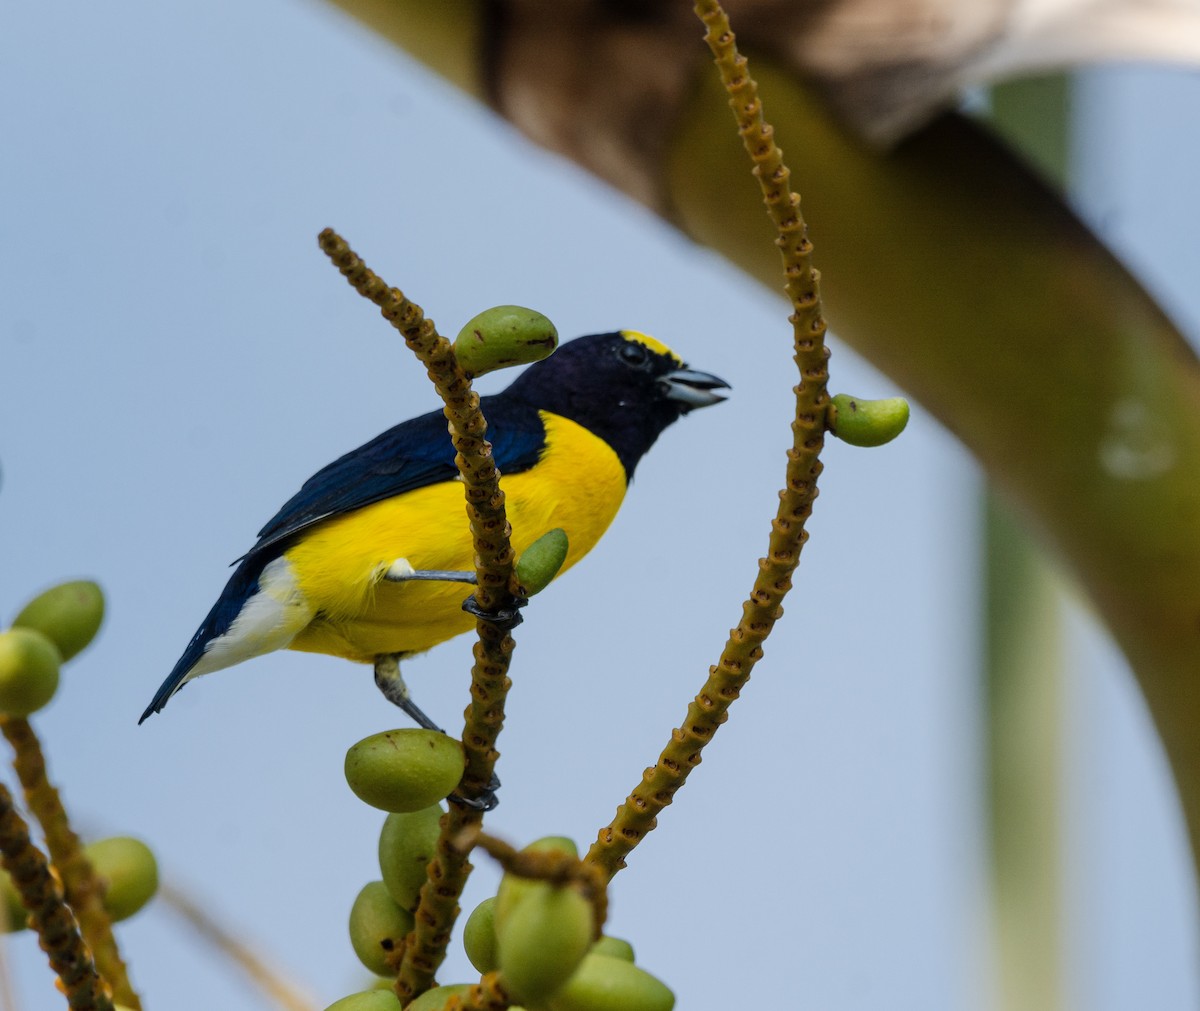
[318,229,517,1000]
[586,0,830,880]
[463,972,510,1010]
[1,718,137,1008]
[0,780,113,1010]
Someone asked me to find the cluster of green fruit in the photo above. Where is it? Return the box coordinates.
[335,734,674,1009]
[355,801,444,977]
[452,836,674,1011]
[331,829,673,1010]
[337,727,461,1001]
[0,580,159,930]
[0,580,105,718]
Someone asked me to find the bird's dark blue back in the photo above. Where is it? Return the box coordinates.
[247,395,548,561]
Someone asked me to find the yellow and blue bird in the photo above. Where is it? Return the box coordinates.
[139,330,728,726]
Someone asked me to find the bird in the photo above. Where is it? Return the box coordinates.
[139,330,729,727]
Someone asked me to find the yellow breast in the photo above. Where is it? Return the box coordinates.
[285,412,627,662]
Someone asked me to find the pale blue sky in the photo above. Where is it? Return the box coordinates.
[1,3,1198,1009]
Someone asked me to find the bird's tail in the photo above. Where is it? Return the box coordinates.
[138,651,198,723]
[138,561,266,723]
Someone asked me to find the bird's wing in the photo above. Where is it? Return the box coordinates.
[245,397,547,561]
[140,398,548,723]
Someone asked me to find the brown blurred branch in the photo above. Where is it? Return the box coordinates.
[0,780,112,1011]
[2,718,138,1008]
[157,882,317,1011]
[320,0,1200,884]
[318,230,519,1002]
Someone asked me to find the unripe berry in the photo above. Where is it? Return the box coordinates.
[323,991,403,1011]
[345,730,465,813]
[514,529,569,597]
[453,306,558,378]
[13,580,104,662]
[544,953,675,1011]
[349,881,415,977]
[494,836,578,927]
[407,984,473,1011]
[463,895,499,974]
[0,628,60,717]
[378,804,443,912]
[827,394,910,447]
[497,880,593,1005]
[590,935,635,962]
[85,836,159,922]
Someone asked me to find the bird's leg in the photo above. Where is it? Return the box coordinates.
[381,559,478,585]
[384,557,525,629]
[372,653,501,812]
[373,654,445,733]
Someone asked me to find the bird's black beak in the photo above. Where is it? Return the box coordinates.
[660,366,731,410]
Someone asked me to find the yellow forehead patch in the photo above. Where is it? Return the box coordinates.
[621,330,683,365]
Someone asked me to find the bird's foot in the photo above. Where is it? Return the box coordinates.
[373,655,500,810]
[450,771,502,812]
[461,593,528,631]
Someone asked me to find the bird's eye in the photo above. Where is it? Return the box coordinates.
[618,341,649,366]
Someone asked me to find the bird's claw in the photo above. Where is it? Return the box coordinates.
[450,771,502,812]
[461,593,528,631]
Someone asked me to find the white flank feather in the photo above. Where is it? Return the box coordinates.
[188,556,314,680]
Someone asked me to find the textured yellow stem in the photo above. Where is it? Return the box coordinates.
[1,718,137,1008]
[0,780,113,1011]
[318,230,519,1002]
[585,0,832,880]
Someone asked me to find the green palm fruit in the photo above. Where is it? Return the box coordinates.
[407,984,474,1010]
[544,953,674,1011]
[589,935,635,962]
[378,803,443,912]
[349,881,415,977]
[497,880,594,1005]
[827,393,910,447]
[494,836,579,927]
[453,305,558,377]
[85,836,159,922]
[323,991,403,1011]
[514,529,569,596]
[0,628,61,717]
[13,580,104,661]
[463,895,499,974]
[345,730,465,813]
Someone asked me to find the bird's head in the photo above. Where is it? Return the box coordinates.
[505,330,729,478]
